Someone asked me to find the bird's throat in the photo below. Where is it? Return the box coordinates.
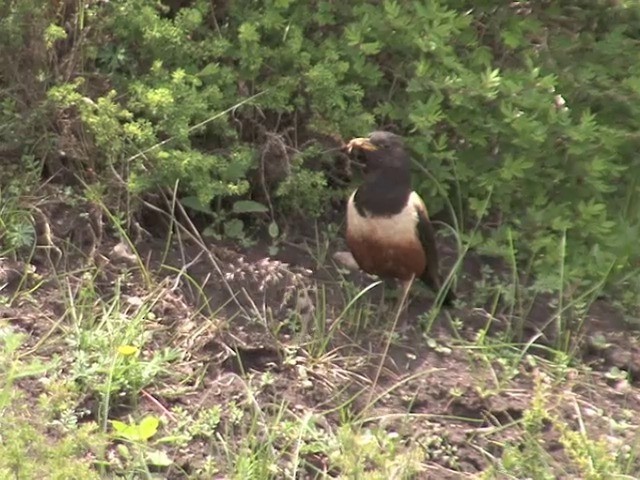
[353,169,411,217]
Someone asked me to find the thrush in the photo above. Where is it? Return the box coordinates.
[344,130,456,307]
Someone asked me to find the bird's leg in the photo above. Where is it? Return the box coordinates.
[366,273,415,408]
[376,278,386,318]
[394,277,414,320]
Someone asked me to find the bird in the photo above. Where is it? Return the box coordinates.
[343,130,456,308]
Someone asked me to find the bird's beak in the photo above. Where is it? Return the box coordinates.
[346,137,378,154]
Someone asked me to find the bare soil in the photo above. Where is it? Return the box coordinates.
[3,189,640,479]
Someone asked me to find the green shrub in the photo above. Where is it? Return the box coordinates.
[0,0,51,155]
[3,0,640,305]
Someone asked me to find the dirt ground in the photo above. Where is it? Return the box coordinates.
[3,190,640,479]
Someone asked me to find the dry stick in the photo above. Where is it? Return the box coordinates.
[142,196,250,321]
[170,249,204,292]
[365,274,415,411]
[167,180,197,300]
[170,194,255,320]
[141,388,177,422]
[125,90,268,164]
[113,92,268,316]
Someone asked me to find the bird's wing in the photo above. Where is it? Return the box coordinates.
[410,192,441,285]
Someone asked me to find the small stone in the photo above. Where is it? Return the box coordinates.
[332,251,359,270]
[111,241,137,264]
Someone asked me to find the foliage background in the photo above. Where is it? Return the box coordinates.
[2,0,640,307]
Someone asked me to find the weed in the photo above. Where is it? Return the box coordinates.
[2,2,640,479]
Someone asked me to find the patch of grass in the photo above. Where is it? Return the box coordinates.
[0,173,37,258]
[0,406,103,480]
[2,177,640,480]
[481,370,640,480]
[4,2,640,477]
[61,271,182,402]
[0,325,105,479]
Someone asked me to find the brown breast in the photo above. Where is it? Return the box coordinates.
[346,232,426,281]
[346,191,427,281]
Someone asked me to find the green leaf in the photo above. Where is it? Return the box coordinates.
[116,444,131,459]
[111,416,159,442]
[384,0,401,18]
[146,449,174,467]
[360,42,382,55]
[111,420,128,433]
[198,62,220,78]
[224,219,245,239]
[138,415,160,441]
[44,24,67,49]
[232,200,269,214]
[238,22,260,44]
[202,226,220,239]
[501,30,522,49]
[268,221,279,239]
[180,196,213,215]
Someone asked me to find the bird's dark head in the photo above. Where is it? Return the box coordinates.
[345,131,409,174]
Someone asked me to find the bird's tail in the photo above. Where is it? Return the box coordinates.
[441,285,457,308]
[421,272,457,308]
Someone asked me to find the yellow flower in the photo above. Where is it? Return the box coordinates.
[117,345,138,356]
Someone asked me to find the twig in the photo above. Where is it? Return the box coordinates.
[365,275,415,411]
